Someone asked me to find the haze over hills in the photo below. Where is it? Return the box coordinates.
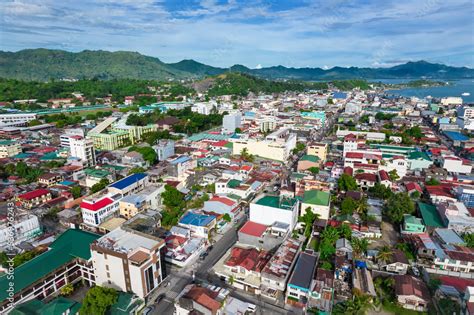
[1,49,473,82]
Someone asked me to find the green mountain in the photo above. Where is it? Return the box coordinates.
[1,49,473,81]
[0,49,190,81]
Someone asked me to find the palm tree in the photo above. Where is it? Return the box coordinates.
[321,226,340,244]
[355,197,368,215]
[376,245,393,264]
[351,238,369,258]
[333,293,376,315]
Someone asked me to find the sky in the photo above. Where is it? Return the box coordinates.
[1,0,473,68]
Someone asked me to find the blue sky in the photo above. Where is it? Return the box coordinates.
[1,0,473,68]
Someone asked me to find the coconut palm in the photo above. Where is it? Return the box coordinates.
[376,245,393,264]
[351,238,369,258]
[321,226,340,244]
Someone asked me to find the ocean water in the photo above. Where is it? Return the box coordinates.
[381,79,474,103]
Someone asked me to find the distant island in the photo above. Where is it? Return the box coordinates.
[1,49,473,82]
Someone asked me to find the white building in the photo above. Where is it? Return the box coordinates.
[222,113,242,134]
[0,113,37,127]
[0,140,21,158]
[91,227,166,299]
[231,128,297,162]
[80,192,121,227]
[153,140,175,161]
[191,102,214,115]
[60,128,85,148]
[442,155,472,174]
[249,194,299,229]
[441,97,463,106]
[0,214,41,248]
[69,136,96,167]
[107,173,149,197]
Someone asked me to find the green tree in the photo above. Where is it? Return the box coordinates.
[376,245,393,264]
[161,184,185,209]
[60,283,74,296]
[128,167,146,175]
[292,142,305,155]
[321,226,340,244]
[338,174,358,191]
[91,178,109,193]
[388,169,399,181]
[369,183,393,199]
[333,293,376,315]
[337,223,352,240]
[234,127,242,133]
[341,197,357,215]
[298,209,319,238]
[71,186,82,199]
[426,178,440,186]
[80,286,118,315]
[320,240,336,260]
[463,233,474,248]
[222,213,231,223]
[351,238,369,258]
[384,192,415,223]
[308,167,320,175]
[239,148,255,162]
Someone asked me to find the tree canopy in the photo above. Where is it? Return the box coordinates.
[80,286,118,315]
[384,192,415,223]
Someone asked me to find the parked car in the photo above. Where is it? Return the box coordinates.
[155,293,165,304]
[142,306,154,315]
[199,252,208,260]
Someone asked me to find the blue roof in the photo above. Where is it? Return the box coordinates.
[444,131,469,142]
[170,156,191,165]
[58,180,75,186]
[179,212,216,227]
[109,173,147,190]
[333,92,347,99]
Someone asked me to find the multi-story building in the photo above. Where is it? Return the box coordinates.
[0,214,41,247]
[60,128,85,148]
[0,140,21,158]
[119,195,148,219]
[307,142,328,161]
[0,229,99,314]
[442,155,472,174]
[108,173,149,197]
[191,102,214,115]
[231,128,297,162]
[167,155,197,180]
[153,140,175,161]
[70,136,96,167]
[300,190,331,220]
[17,189,52,208]
[250,194,299,229]
[91,227,166,299]
[286,252,319,308]
[38,173,64,186]
[222,113,242,134]
[0,113,37,127]
[458,186,474,208]
[80,191,122,227]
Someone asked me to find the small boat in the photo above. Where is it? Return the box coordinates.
[462,92,470,96]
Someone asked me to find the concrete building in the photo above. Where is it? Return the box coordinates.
[231,128,297,162]
[286,252,319,308]
[191,102,214,115]
[60,128,85,148]
[91,227,166,299]
[108,173,149,197]
[80,191,122,227]
[119,194,148,219]
[0,214,41,248]
[154,140,175,161]
[394,275,430,311]
[249,194,299,229]
[70,136,96,167]
[222,113,242,134]
[442,155,472,174]
[300,190,331,220]
[0,113,37,127]
[307,143,328,161]
[17,189,52,208]
[0,140,21,158]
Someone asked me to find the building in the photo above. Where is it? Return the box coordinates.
[231,128,297,162]
[0,214,41,248]
[297,155,321,172]
[60,128,85,148]
[0,229,99,314]
[38,173,64,186]
[402,214,426,234]
[394,275,430,311]
[457,186,474,208]
[222,113,242,134]
[300,190,331,220]
[307,143,328,161]
[119,194,148,219]
[108,173,149,196]
[250,195,299,229]
[260,238,301,299]
[178,212,217,238]
[91,227,166,299]
[80,192,121,227]
[0,140,21,158]
[441,97,463,105]
[17,189,52,208]
[442,155,472,174]
[167,155,197,180]
[0,113,37,127]
[191,102,214,115]
[154,140,175,161]
[383,249,410,275]
[286,252,318,308]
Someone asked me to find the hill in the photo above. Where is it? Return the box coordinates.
[0,49,191,81]
[1,49,473,81]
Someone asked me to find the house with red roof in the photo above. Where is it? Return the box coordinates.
[354,173,377,190]
[203,196,240,218]
[378,170,391,188]
[17,189,52,208]
[215,245,272,294]
[394,275,430,311]
[405,182,423,195]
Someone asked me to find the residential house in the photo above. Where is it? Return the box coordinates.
[394,275,430,311]
[250,194,300,229]
[286,252,319,308]
[300,190,331,220]
[17,189,52,208]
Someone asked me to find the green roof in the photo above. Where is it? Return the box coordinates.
[224,142,233,149]
[404,214,424,226]
[0,229,100,301]
[418,202,445,228]
[107,292,140,315]
[226,194,242,201]
[408,151,431,161]
[300,155,320,163]
[255,195,298,210]
[0,140,15,145]
[40,152,59,160]
[227,179,242,188]
[102,164,126,171]
[11,297,81,315]
[84,168,111,178]
[302,190,330,206]
[291,172,307,179]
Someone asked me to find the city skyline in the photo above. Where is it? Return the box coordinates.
[1,0,473,68]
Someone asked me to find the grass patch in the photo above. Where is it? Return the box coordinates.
[382,300,427,315]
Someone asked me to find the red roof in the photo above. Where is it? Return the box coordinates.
[355,173,377,182]
[80,197,113,211]
[345,152,364,159]
[241,165,252,171]
[343,167,353,176]
[405,182,422,193]
[378,170,390,181]
[212,140,228,147]
[18,189,50,200]
[239,221,267,237]
[439,276,474,292]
